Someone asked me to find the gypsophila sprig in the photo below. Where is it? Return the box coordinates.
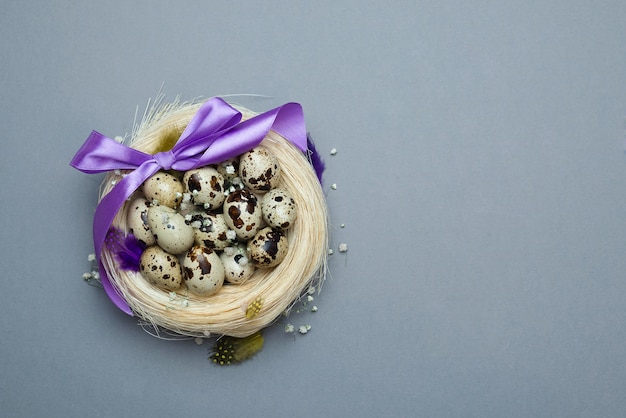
[298,324,311,334]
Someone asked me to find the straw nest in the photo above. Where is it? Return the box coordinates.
[98,99,328,338]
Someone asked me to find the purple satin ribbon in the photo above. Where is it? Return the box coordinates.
[70,97,307,315]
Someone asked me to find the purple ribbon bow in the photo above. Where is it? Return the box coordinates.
[70,97,307,315]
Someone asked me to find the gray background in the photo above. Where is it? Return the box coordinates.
[2,1,626,417]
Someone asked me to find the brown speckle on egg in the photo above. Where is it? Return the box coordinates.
[248,227,288,268]
[223,189,262,240]
[183,246,225,296]
[139,246,183,290]
[239,146,281,192]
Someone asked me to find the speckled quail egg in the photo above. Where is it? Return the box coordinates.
[139,246,183,290]
[239,146,281,192]
[220,244,256,284]
[147,205,194,254]
[183,246,225,296]
[126,197,156,246]
[247,227,289,268]
[223,188,263,240]
[183,166,225,210]
[142,171,184,208]
[185,211,233,250]
[261,188,297,230]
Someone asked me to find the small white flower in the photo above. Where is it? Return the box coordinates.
[114,136,124,143]
[91,271,100,280]
[330,148,337,155]
[331,183,337,190]
[340,223,345,228]
[87,253,96,262]
[226,230,237,241]
[307,287,316,295]
[285,324,295,333]
[82,272,92,280]
[225,165,235,175]
[328,248,334,255]
[298,325,311,334]
[338,243,348,253]
[203,203,211,210]
[307,295,314,302]
[311,306,318,312]
[175,192,183,199]
[114,169,122,176]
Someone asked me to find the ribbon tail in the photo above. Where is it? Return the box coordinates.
[92,162,160,315]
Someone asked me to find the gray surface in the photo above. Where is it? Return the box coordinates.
[2,1,626,417]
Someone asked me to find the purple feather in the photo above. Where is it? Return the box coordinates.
[104,227,145,272]
[306,133,325,184]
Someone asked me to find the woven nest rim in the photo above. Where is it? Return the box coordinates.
[98,98,328,338]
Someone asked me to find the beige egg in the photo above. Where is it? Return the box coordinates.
[183,246,225,296]
[126,197,156,246]
[142,171,184,208]
[239,146,281,192]
[247,227,288,268]
[139,246,183,290]
[147,205,194,254]
[220,244,256,284]
[223,188,263,240]
[183,166,226,210]
[261,188,297,230]
[185,211,233,250]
